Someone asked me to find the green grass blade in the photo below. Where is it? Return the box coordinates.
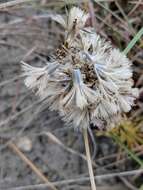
[123,27,143,55]
[111,133,143,167]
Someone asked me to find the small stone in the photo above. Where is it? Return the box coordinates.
[16,137,32,152]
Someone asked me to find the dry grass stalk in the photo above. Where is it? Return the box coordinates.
[0,0,34,9]
[7,169,143,190]
[8,142,58,190]
[83,128,97,190]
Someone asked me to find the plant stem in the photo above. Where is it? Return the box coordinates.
[83,128,97,190]
[123,27,143,55]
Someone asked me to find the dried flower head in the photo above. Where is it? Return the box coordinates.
[22,7,138,130]
[52,7,89,42]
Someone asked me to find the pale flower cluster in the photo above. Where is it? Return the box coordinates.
[22,7,138,130]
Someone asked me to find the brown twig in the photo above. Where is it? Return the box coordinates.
[8,142,58,190]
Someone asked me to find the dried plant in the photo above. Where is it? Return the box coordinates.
[22,7,138,131]
[21,7,138,190]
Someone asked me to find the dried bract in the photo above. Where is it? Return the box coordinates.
[22,7,138,130]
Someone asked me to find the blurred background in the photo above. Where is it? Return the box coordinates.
[0,1,143,190]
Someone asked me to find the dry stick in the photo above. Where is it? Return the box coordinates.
[8,142,58,190]
[83,128,97,190]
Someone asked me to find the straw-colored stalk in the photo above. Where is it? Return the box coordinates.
[83,128,97,190]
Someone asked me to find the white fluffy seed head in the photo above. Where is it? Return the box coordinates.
[22,7,138,130]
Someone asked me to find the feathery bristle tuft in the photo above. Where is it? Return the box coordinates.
[22,7,138,130]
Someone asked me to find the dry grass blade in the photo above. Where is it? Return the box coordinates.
[88,1,96,28]
[120,176,138,190]
[128,0,142,16]
[98,150,143,171]
[129,1,143,5]
[42,131,97,167]
[8,142,58,190]
[0,99,43,129]
[115,0,135,34]
[96,145,143,163]
[0,0,34,9]
[94,0,127,25]
[6,169,143,190]
[93,13,125,40]
[0,74,25,87]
